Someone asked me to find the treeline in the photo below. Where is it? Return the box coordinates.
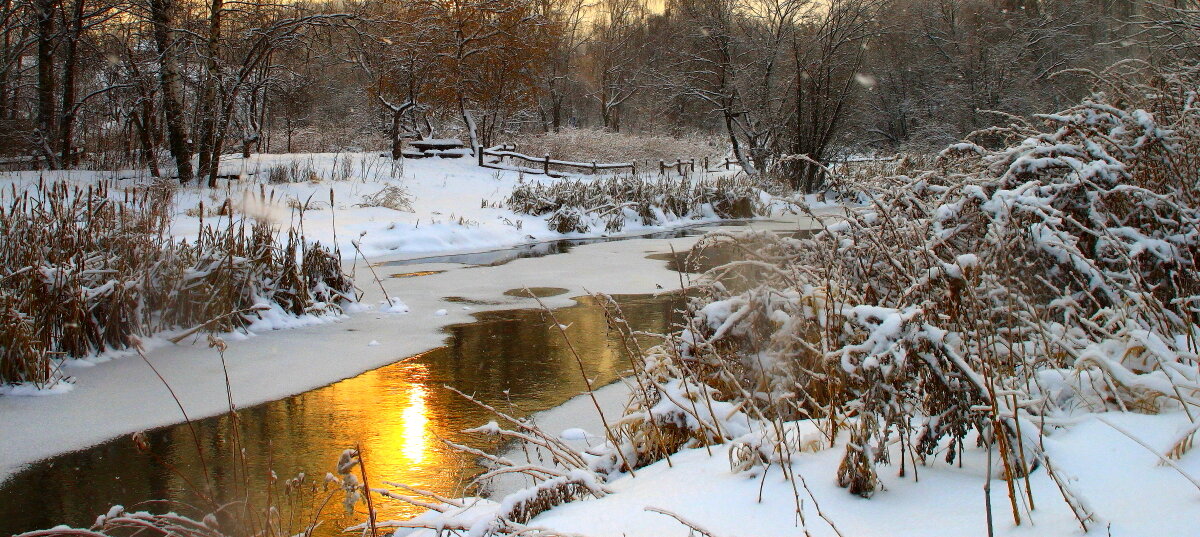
[0,0,1192,189]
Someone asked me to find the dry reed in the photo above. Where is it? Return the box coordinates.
[0,178,354,387]
[506,174,766,233]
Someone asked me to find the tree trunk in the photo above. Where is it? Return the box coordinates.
[390,107,405,159]
[195,0,223,186]
[150,0,193,183]
[461,100,480,155]
[34,0,59,168]
[132,109,161,178]
[58,0,85,167]
[0,0,10,119]
[724,107,755,175]
[552,95,562,132]
[208,91,237,187]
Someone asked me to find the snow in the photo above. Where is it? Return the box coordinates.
[381,297,411,313]
[520,412,1199,537]
[398,373,1200,537]
[0,382,76,397]
[560,428,590,441]
[487,381,634,497]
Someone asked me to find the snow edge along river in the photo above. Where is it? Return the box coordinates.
[0,217,818,482]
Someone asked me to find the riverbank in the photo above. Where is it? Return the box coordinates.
[430,354,1200,537]
[0,217,815,482]
[524,410,1197,537]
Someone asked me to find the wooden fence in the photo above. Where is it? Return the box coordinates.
[479,144,743,177]
[478,144,636,177]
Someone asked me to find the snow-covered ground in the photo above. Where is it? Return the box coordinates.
[525,411,1198,537]
[417,380,1200,537]
[14,153,1192,537]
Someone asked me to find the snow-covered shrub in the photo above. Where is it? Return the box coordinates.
[506,174,767,233]
[610,65,1200,515]
[0,180,355,388]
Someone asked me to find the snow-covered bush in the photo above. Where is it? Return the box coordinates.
[605,64,1200,518]
[0,180,355,388]
[506,174,768,233]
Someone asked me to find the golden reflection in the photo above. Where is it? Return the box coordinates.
[0,294,684,537]
[401,377,430,464]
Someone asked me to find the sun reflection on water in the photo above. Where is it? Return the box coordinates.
[401,373,429,465]
[0,294,684,537]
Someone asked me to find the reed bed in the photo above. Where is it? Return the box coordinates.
[0,178,354,388]
[506,174,767,233]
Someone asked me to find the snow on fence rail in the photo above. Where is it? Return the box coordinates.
[479,144,742,177]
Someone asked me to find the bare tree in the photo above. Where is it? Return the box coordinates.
[588,0,649,132]
[356,0,440,157]
[0,0,33,149]
[786,0,883,191]
[536,0,586,132]
[57,0,120,166]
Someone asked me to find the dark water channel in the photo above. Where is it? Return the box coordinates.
[0,293,682,537]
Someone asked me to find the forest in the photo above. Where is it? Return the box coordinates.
[2,0,1182,188]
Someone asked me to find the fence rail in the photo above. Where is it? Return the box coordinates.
[478,144,637,176]
[479,143,748,178]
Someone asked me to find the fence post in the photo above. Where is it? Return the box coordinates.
[544,153,550,175]
[477,147,484,167]
[676,159,683,176]
[631,161,637,176]
[659,160,665,175]
[690,158,695,175]
[592,161,597,174]
[725,158,731,170]
[704,157,709,171]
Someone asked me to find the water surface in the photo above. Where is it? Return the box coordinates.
[0,293,681,537]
